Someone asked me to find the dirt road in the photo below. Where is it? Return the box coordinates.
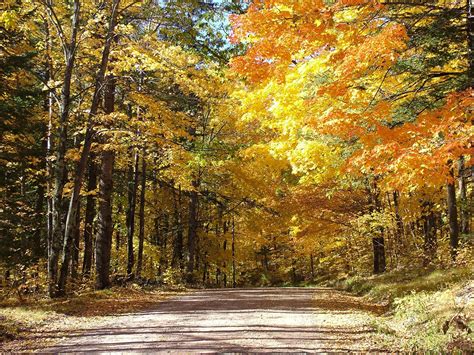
[44,287,380,353]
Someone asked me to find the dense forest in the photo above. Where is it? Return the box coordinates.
[1,0,472,300]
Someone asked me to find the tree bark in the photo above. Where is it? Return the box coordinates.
[95,150,114,289]
[447,164,460,260]
[95,75,115,290]
[172,186,184,268]
[468,0,474,88]
[82,160,97,277]
[186,180,199,282]
[136,153,147,278]
[71,202,81,279]
[372,237,386,274]
[126,151,139,276]
[369,181,386,274]
[458,157,469,236]
[232,217,236,288]
[422,200,437,265]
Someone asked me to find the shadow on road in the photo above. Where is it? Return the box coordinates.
[39,288,381,353]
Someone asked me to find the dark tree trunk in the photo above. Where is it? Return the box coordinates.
[82,160,97,277]
[447,164,460,260]
[95,150,114,289]
[369,180,386,274]
[309,253,315,281]
[126,151,139,276]
[95,75,115,290]
[422,201,437,265]
[136,153,146,278]
[372,237,386,274]
[158,213,169,275]
[33,182,45,260]
[468,0,474,88]
[392,191,404,243]
[186,180,199,281]
[172,186,183,268]
[232,217,236,288]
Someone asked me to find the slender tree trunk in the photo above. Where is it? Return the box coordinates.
[95,150,114,289]
[47,0,80,298]
[126,151,139,276]
[458,157,469,235]
[393,191,404,246]
[82,160,97,276]
[136,153,146,278]
[447,164,460,260]
[44,15,54,276]
[71,203,81,279]
[57,0,121,296]
[95,75,115,289]
[467,0,474,88]
[33,182,45,260]
[422,201,437,265]
[309,253,315,281]
[172,186,184,268]
[373,237,386,274]
[232,217,236,288]
[186,180,199,282]
[223,237,227,288]
[369,181,386,274]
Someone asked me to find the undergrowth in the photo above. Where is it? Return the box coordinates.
[331,267,473,352]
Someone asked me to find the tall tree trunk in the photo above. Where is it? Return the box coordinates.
[126,151,139,276]
[458,157,469,236]
[369,181,386,274]
[373,237,386,274]
[172,186,184,268]
[44,15,54,277]
[468,0,474,88]
[33,182,45,260]
[71,203,81,279]
[392,191,404,246]
[232,217,236,288]
[47,0,80,298]
[422,200,437,266]
[186,180,199,282]
[447,164,460,260]
[57,0,121,296]
[136,153,146,278]
[95,151,114,289]
[95,75,115,290]
[82,160,97,277]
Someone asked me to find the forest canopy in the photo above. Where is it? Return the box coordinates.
[0,0,472,297]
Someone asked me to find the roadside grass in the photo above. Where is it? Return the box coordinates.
[333,267,473,302]
[330,267,473,352]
